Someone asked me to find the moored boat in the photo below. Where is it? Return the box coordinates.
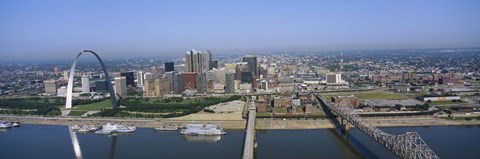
[180,124,226,136]
[11,122,20,127]
[95,123,136,135]
[0,122,13,129]
[116,125,136,133]
[71,125,81,130]
[78,125,101,132]
[154,126,178,131]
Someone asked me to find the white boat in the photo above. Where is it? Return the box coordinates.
[78,125,101,132]
[71,125,81,130]
[95,129,113,135]
[117,125,136,133]
[154,126,178,131]
[0,122,13,129]
[180,124,226,136]
[95,123,136,134]
[11,122,20,127]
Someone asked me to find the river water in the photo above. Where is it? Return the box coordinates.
[0,124,479,159]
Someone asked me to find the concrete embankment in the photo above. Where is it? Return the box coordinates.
[0,115,247,129]
[1,115,479,129]
[256,119,335,129]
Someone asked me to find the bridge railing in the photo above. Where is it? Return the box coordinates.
[315,94,439,159]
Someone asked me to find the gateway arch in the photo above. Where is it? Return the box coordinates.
[66,50,117,109]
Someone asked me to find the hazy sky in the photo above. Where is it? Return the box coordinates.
[1,0,479,60]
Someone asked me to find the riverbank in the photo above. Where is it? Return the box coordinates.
[0,115,247,129]
[1,115,479,129]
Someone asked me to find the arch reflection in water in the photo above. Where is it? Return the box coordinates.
[68,126,83,159]
[181,135,223,143]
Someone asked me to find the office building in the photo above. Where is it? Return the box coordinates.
[243,55,257,76]
[203,50,211,72]
[144,72,153,81]
[164,71,175,91]
[225,72,235,94]
[185,49,203,73]
[155,77,170,96]
[326,73,342,84]
[137,71,145,86]
[115,76,127,96]
[183,72,197,90]
[235,62,249,80]
[196,73,207,94]
[173,74,185,94]
[95,79,108,92]
[44,80,57,94]
[144,77,170,97]
[209,60,218,70]
[121,72,135,86]
[241,71,253,83]
[63,70,70,80]
[81,75,90,93]
[165,62,174,72]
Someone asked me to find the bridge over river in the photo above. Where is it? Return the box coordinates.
[315,94,440,159]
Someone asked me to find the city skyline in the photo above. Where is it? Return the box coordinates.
[1,0,480,61]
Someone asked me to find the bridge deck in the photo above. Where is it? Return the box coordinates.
[242,98,256,159]
[315,94,439,159]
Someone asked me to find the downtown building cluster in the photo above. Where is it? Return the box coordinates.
[138,50,259,97]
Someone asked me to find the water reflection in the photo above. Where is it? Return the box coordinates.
[68,126,83,159]
[109,136,117,159]
[181,135,223,143]
[326,128,371,159]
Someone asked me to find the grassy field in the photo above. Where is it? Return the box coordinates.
[428,100,466,106]
[273,108,288,113]
[257,112,273,118]
[404,92,428,98]
[72,99,112,111]
[323,92,409,100]
[67,110,88,116]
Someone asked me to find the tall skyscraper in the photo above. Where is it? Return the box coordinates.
[115,76,127,96]
[225,72,235,94]
[44,80,57,94]
[185,49,213,73]
[165,62,174,72]
[196,73,207,94]
[173,73,184,94]
[81,75,90,93]
[164,71,175,91]
[243,55,257,76]
[137,71,145,86]
[185,49,203,73]
[121,72,135,86]
[203,50,211,72]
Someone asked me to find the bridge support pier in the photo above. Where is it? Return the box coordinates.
[340,118,351,132]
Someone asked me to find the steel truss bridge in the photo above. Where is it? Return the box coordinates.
[315,94,440,159]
